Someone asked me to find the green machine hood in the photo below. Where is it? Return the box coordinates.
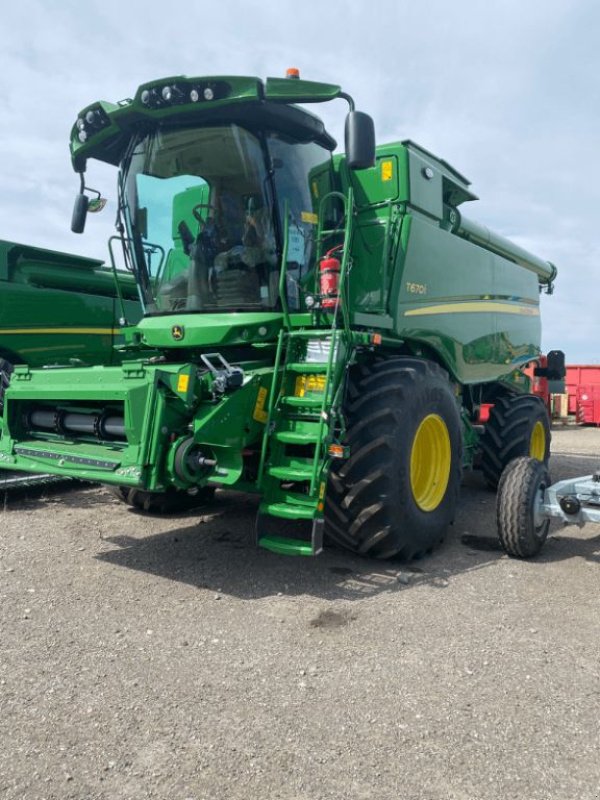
[131,311,284,350]
[69,75,347,171]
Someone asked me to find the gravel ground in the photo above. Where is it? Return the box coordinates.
[0,426,599,800]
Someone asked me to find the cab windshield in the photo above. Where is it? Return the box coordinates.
[122,123,329,314]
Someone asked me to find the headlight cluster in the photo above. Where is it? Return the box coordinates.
[74,105,110,144]
[138,81,228,109]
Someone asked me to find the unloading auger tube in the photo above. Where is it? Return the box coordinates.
[453,210,557,288]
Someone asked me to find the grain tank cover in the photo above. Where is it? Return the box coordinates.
[403,140,478,210]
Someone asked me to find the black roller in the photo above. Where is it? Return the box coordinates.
[99,415,126,438]
[27,407,125,441]
[62,412,97,434]
[29,409,57,430]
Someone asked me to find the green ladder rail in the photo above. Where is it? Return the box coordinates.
[256,189,355,556]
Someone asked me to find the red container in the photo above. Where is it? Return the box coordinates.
[576,385,600,426]
[565,365,600,424]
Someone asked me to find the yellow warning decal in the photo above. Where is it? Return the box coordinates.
[381,160,394,182]
[301,211,318,225]
[177,374,190,393]
[253,386,269,423]
[319,481,326,500]
[294,374,326,397]
[311,180,319,199]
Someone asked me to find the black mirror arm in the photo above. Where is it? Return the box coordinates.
[338,91,356,112]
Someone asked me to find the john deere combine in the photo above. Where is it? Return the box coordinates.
[0,239,140,374]
[0,240,140,490]
[0,71,561,556]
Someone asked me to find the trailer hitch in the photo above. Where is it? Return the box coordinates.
[200,353,244,397]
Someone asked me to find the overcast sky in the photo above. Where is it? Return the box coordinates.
[1,0,598,360]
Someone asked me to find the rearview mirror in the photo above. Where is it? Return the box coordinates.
[88,197,107,214]
[71,193,89,234]
[345,111,376,170]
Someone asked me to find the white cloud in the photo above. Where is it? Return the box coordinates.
[0,0,598,358]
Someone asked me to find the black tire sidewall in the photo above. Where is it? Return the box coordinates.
[480,395,551,489]
[326,358,463,558]
[521,460,551,553]
[497,456,551,557]
[110,485,216,514]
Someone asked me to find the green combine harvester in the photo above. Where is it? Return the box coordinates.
[0,70,562,556]
[0,239,140,372]
[0,240,140,490]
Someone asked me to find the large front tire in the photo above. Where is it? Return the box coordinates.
[324,358,462,559]
[479,394,550,490]
[110,485,216,514]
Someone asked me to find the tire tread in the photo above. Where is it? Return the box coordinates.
[480,395,550,489]
[496,456,550,557]
[324,357,462,559]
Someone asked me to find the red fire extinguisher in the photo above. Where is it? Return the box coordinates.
[319,246,342,309]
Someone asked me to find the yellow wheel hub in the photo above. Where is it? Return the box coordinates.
[410,413,452,512]
[529,420,546,461]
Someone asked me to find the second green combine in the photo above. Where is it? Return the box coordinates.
[0,70,563,557]
[0,239,140,491]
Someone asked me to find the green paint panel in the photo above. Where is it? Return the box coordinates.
[135,312,282,349]
[0,240,140,368]
[389,212,541,382]
[345,155,400,206]
[264,77,341,103]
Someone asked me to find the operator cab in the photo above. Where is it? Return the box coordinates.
[121,110,335,316]
[69,73,376,320]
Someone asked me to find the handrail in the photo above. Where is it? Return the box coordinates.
[107,236,131,325]
[316,188,354,336]
[256,328,286,486]
[278,200,291,330]
[308,186,354,494]
[259,187,356,499]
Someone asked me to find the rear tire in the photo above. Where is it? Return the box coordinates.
[496,456,550,558]
[324,357,462,559]
[110,485,216,514]
[479,394,550,490]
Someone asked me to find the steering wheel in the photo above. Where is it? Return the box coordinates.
[191,203,214,226]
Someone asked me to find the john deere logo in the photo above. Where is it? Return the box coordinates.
[171,324,185,341]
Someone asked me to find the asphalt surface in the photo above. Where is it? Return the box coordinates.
[0,426,598,800]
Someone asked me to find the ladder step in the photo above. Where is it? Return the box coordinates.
[257,514,324,557]
[280,394,323,409]
[273,430,320,445]
[259,501,316,520]
[267,463,314,481]
[286,362,329,373]
[258,536,315,557]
